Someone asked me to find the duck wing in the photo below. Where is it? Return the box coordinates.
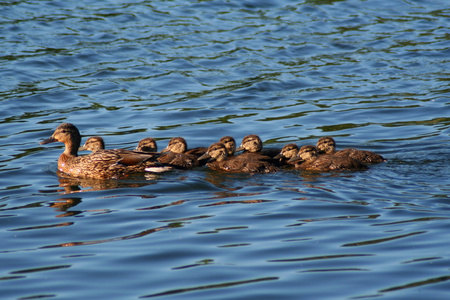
[89,149,158,166]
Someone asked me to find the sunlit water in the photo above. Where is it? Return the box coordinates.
[1,0,449,299]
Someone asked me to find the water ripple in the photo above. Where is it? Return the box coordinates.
[1,0,449,299]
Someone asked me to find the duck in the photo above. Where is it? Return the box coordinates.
[219,136,236,156]
[79,136,159,154]
[289,145,368,172]
[157,137,205,168]
[274,143,299,166]
[316,136,385,163]
[79,136,105,152]
[235,134,280,164]
[135,137,158,152]
[198,142,279,173]
[39,123,170,179]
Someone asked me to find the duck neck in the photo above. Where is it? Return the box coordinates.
[64,138,80,157]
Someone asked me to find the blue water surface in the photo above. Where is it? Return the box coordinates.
[0,0,449,299]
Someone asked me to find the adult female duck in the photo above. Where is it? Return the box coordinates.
[40,123,169,179]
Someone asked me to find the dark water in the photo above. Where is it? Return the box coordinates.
[1,0,449,299]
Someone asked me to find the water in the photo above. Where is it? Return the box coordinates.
[1,0,449,299]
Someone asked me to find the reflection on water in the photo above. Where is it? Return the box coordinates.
[49,197,82,218]
[50,171,159,194]
[1,0,449,299]
[41,223,182,250]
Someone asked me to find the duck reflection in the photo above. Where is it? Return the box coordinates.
[54,171,158,194]
[48,197,83,218]
[42,222,183,249]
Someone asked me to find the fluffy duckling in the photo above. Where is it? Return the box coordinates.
[198,142,278,173]
[158,137,203,168]
[79,136,159,154]
[236,134,263,153]
[316,137,336,155]
[236,134,280,163]
[289,145,368,172]
[274,143,299,166]
[219,136,236,156]
[135,137,158,152]
[316,136,385,164]
[79,136,105,152]
[40,123,170,179]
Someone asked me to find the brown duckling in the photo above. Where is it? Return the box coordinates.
[135,137,158,152]
[198,142,278,173]
[80,136,159,154]
[289,145,368,172]
[316,137,336,155]
[274,143,299,166]
[236,134,263,153]
[219,136,236,156]
[158,137,203,168]
[236,134,280,163]
[40,123,170,179]
[79,136,105,152]
[162,137,207,157]
[316,136,385,164]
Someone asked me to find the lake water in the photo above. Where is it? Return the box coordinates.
[1,0,449,299]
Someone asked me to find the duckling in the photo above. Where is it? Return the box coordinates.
[79,136,105,152]
[158,137,203,168]
[80,136,159,155]
[135,137,158,152]
[236,134,263,153]
[289,145,368,172]
[316,137,336,155]
[335,147,385,164]
[219,136,236,156]
[274,143,299,166]
[317,136,385,163]
[39,123,170,179]
[236,134,280,163]
[198,142,278,173]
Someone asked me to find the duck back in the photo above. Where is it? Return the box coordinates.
[296,154,368,172]
[207,157,278,173]
[158,152,200,169]
[334,148,385,163]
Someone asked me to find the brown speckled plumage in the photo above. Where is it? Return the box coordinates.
[158,137,204,168]
[317,136,385,164]
[290,145,368,172]
[199,142,278,173]
[40,123,169,179]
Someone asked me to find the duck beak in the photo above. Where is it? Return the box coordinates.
[274,153,284,160]
[78,146,87,151]
[288,155,303,163]
[39,136,58,145]
[235,145,244,152]
[197,152,211,161]
[160,147,170,153]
